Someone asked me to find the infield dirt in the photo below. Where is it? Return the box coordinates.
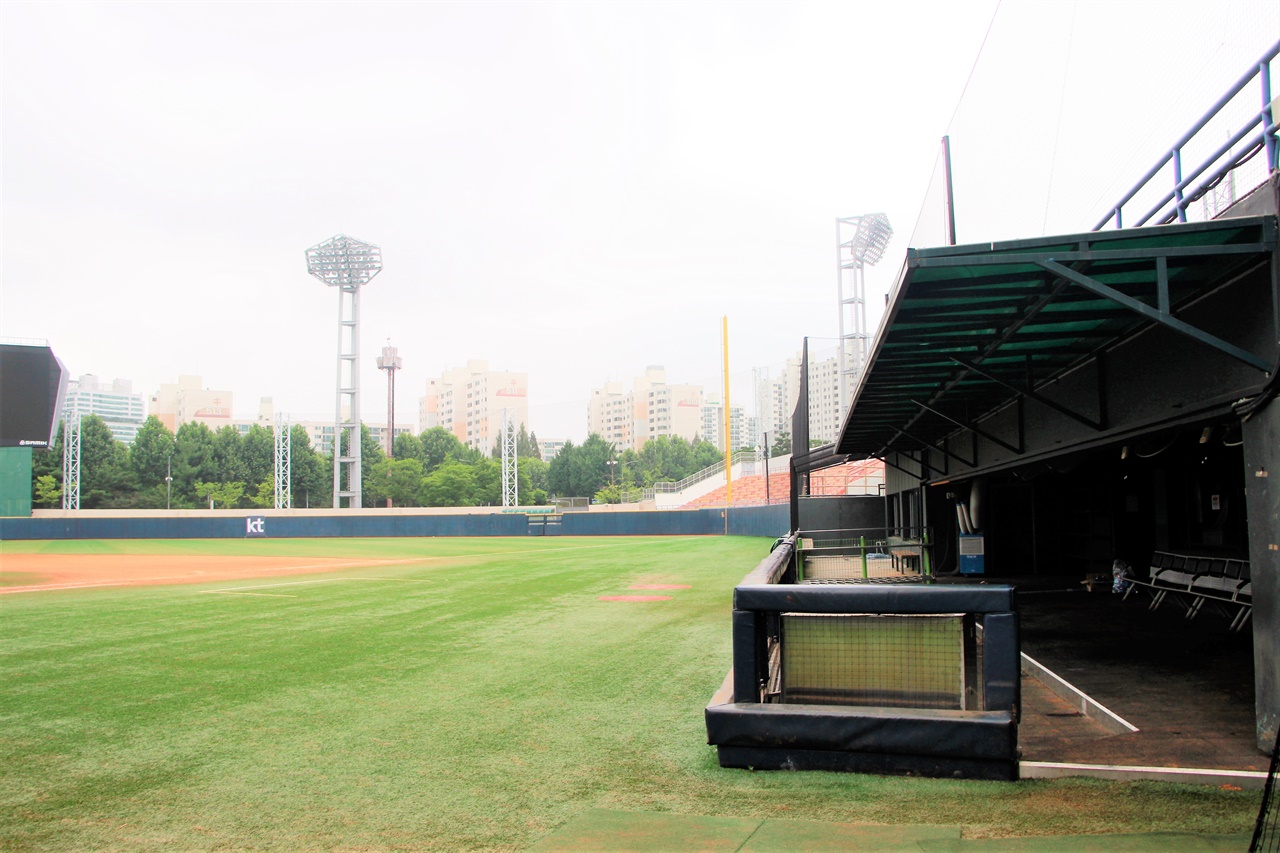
[0,553,407,594]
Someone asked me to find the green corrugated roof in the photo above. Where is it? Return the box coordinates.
[836,216,1277,459]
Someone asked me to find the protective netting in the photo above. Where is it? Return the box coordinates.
[779,613,966,709]
[802,554,899,580]
[1252,727,1280,852]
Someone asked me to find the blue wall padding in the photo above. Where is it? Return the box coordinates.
[0,505,790,541]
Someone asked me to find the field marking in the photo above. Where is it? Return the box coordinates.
[201,578,351,593]
[200,576,435,594]
[207,591,298,598]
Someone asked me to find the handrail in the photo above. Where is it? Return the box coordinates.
[648,449,758,495]
[1094,40,1279,231]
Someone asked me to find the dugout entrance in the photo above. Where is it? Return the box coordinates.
[832,209,1279,757]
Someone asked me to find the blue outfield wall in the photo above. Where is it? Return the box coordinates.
[0,505,790,540]
[0,513,528,540]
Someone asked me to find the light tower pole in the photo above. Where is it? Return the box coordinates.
[500,407,518,508]
[836,213,893,411]
[306,234,382,509]
[376,341,402,456]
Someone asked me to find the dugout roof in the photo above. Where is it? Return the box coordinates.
[836,215,1278,461]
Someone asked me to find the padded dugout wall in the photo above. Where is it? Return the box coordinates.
[706,537,1020,780]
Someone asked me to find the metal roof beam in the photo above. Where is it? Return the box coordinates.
[898,428,975,467]
[949,356,1103,431]
[911,399,1023,455]
[1037,259,1272,372]
[914,241,1270,270]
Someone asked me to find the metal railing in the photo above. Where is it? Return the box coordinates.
[1094,40,1279,231]
[643,450,759,500]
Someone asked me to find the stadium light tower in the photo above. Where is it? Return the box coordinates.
[306,234,382,509]
[376,341,402,456]
[836,213,893,411]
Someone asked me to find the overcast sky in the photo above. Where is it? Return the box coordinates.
[3,1,1277,441]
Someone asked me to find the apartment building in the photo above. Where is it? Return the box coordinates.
[62,374,146,444]
[149,375,233,433]
[755,351,842,447]
[587,366,702,452]
[418,359,529,453]
[700,400,757,453]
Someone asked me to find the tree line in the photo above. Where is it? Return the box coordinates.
[31,416,750,509]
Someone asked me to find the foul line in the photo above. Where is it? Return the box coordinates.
[201,576,437,595]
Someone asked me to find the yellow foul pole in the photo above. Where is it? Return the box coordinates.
[723,315,732,507]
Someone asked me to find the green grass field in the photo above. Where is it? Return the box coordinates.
[0,536,1259,851]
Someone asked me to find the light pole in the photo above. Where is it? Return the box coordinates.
[306,234,383,509]
[606,459,618,503]
[165,452,174,511]
[763,431,770,505]
[837,213,893,411]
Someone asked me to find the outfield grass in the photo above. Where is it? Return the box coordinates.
[0,536,1259,851]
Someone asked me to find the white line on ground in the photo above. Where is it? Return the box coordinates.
[206,591,298,598]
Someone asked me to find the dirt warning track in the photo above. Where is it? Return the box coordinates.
[0,554,407,594]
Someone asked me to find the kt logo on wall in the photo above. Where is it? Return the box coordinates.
[245,516,267,537]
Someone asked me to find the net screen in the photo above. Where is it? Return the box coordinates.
[780,613,965,709]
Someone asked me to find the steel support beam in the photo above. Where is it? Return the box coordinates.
[950,356,1103,431]
[1037,258,1272,372]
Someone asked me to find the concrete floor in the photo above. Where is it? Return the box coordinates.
[1014,586,1266,772]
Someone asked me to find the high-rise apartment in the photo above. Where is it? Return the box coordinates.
[756,351,842,447]
[701,399,756,453]
[62,374,146,444]
[418,359,529,453]
[149,375,234,433]
[587,366,703,452]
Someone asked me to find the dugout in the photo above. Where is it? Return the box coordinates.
[836,205,1280,752]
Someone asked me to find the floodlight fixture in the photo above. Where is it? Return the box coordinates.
[837,213,894,412]
[307,233,382,509]
[306,235,383,289]
[850,212,894,266]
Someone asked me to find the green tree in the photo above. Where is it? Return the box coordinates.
[517,423,540,460]
[360,423,386,508]
[29,422,63,504]
[547,439,573,495]
[33,474,61,508]
[393,432,424,462]
[520,456,549,493]
[548,433,612,497]
[420,427,469,474]
[195,480,245,508]
[249,476,275,509]
[771,430,792,456]
[366,457,424,507]
[691,437,723,472]
[471,457,502,506]
[130,416,176,489]
[289,424,329,508]
[78,415,136,508]
[213,425,248,488]
[240,424,274,496]
[419,460,477,507]
[173,422,218,507]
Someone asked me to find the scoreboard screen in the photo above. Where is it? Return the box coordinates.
[0,344,68,448]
